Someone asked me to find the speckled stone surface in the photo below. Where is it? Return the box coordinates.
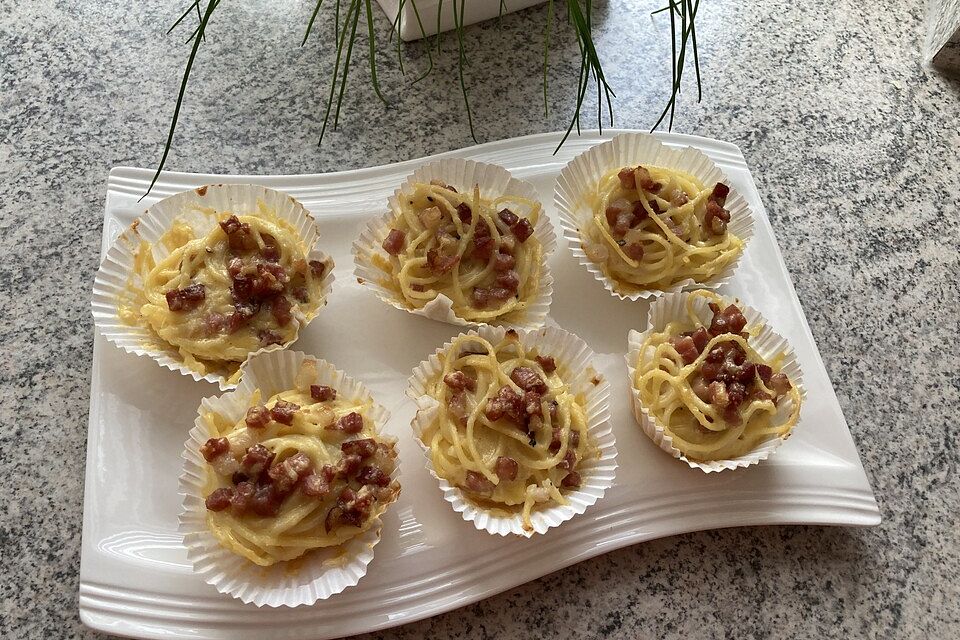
[1,0,958,638]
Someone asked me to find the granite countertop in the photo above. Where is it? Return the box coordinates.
[2,0,958,637]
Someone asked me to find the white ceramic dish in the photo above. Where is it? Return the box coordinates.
[80,131,880,640]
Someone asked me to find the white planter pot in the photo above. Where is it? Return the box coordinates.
[377,0,547,41]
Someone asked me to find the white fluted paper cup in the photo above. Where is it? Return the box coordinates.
[353,158,555,330]
[179,349,396,606]
[92,184,335,390]
[625,291,805,472]
[555,132,754,300]
[407,325,617,536]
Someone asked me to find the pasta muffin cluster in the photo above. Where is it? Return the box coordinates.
[121,202,330,382]
[631,291,802,462]
[417,330,597,531]
[198,360,400,566]
[583,164,743,294]
[377,180,544,324]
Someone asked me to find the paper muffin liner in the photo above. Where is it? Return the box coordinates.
[353,158,556,330]
[178,349,394,606]
[92,184,336,390]
[625,291,806,473]
[554,132,755,300]
[407,325,617,536]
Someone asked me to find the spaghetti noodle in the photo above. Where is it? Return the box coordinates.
[199,360,400,566]
[419,330,596,531]
[378,180,543,323]
[633,291,802,461]
[119,202,330,382]
[583,164,743,293]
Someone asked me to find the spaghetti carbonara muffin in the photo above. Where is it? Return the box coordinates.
[378,180,543,323]
[633,291,802,461]
[583,164,743,293]
[198,360,400,566]
[121,202,330,382]
[419,330,597,531]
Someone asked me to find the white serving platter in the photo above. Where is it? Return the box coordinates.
[80,130,880,640]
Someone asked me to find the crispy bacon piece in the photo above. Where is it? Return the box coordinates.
[270,295,292,327]
[549,426,577,453]
[711,182,730,206]
[448,390,468,425]
[497,208,519,227]
[558,449,577,472]
[708,303,748,336]
[260,234,281,262]
[426,248,460,274]
[635,166,661,193]
[301,470,333,497]
[250,484,282,517]
[336,454,363,479]
[493,251,515,272]
[495,270,520,292]
[240,444,274,479]
[618,167,637,190]
[443,370,477,392]
[166,283,205,312]
[535,355,556,373]
[511,218,534,243]
[220,215,252,251]
[756,364,773,385]
[705,200,731,235]
[495,456,519,481]
[561,471,581,488]
[623,243,644,261]
[463,471,495,493]
[257,329,283,347]
[471,234,496,261]
[456,203,472,223]
[632,200,651,220]
[709,381,730,408]
[341,438,377,458]
[382,228,406,255]
[205,487,233,511]
[356,465,390,487]
[523,391,543,417]
[612,210,635,237]
[269,400,299,425]
[200,437,230,462]
[471,286,514,308]
[605,197,632,226]
[688,327,710,353]
[510,366,548,394]
[327,486,376,530]
[670,335,700,365]
[311,385,337,401]
[329,412,364,434]
[231,481,255,512]
[309,259,326,278]
[268,451,313,495]
[484,386,525,423]
[245,405,271,429]
[769,373,792,395]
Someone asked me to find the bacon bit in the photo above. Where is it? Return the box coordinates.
[382,228,406,255]
[257,329,284,347]
[336,454,363,479]
[250,485,282,517]
[471,234,496,261]
[301,472,331,497]
[292,286,309,303]
[472,286,514,308]
[670,189,689,206]
[341,438,377,458]
[493,251,515,272]
[410,283,425,292]
[498,208,519,227]
[708,303,748,336]
[705,200,731,235]
[485,386,525,423]
[495,456,519,481]
[166,283,206,312]
[523,390,542,416]
[618,167,637,190]
[200,437,230,462]
[311,385,336,401]
[548,427,564,453]
[195,185,209,196]
[624,243,644,261]
[535,355,556,373]
[463,471,495,493]
[245,405,271,428]
[330,412,364,434]
[269,400,299,425]
[309,260,326,278]
[240,444,274,479]
[510,366,548,393]
[270,295,293,327]
[443,370,477,392]
[670,335,700,365]
[711,182,730,206]
[456,203,472,223]
[635,166,661,193]
[448,390,468,426]
[689,327,710,353]
[649,199,663,215]
[511,218,534,243]
[769,373,792,395]
[495,269,520,292]
[558,449,577,471]
[426,248,460,274]
[205,487,233,511]
[268,451,313,495]
[723,382,748,423]
[356,465,390,487]
[561,471,581,488]
[220,215,252,251]
[231,481,255,512]
[632,200,651,220]
[709,381,730,408]
[756,364,773,385]
[605,198,631,226]
[691,376,712,402]
[613,210,635,237]
[260,234,281,262]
